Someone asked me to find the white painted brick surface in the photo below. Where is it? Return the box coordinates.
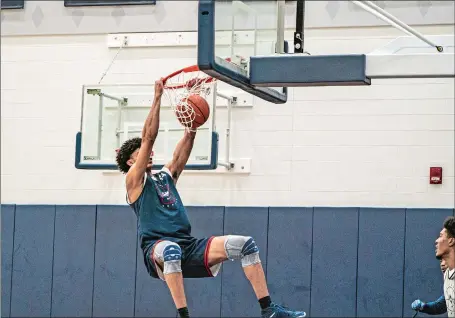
[1,26,454,208]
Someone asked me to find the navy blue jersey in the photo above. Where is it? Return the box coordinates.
[127,167,193,253]
[127,168,220,280]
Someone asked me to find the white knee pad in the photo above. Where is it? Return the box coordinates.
[153,241,182,275]
[224,235,261,267]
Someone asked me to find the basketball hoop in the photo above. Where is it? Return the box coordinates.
[162,65,216,131]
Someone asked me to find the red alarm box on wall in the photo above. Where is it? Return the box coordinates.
[429,167,443,184]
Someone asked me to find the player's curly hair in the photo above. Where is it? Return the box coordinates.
[444,216,455,238]
[116,137,142,174]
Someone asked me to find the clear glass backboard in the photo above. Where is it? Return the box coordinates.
[198,0,287,104]
[75,84,218,170]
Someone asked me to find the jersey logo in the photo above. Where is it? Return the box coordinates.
[151,172,177,209]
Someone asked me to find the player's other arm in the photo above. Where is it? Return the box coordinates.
[422,295,447,315]
[412,295,447,315]
[127,79,163,185]
[165,129,197,184]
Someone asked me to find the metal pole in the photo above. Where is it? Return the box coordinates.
[294,0,305,53]
[351,1,411,35]
[99,92,126,102]
[230,6,235,62]
[253,6,258,58]
[275,0,286,54]
[351,1,443,52]
[224,98,232,170]
[97,95,103,160]
[215,91,235,170]
[216,91,232,100]
[212,82,218,133]
[115,100,124,148]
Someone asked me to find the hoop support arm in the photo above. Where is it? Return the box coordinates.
[216,91,236,170]
[350,0,443,52]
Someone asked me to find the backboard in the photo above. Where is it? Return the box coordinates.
[198,0,454,95]
[198,0,288,104]
[75,84,218,170]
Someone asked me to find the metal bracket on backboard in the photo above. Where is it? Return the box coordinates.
[197,0,288,104]
[216,90,236,171]
[183,158,251,175]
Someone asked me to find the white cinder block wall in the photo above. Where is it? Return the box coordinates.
[1,1,454,208]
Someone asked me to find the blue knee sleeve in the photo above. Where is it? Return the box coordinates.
[225,235,261,267]
[162,244,182,274]
[241,237,260,256]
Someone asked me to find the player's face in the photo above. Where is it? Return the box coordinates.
[128,148,154,170]
[435,228,452,258]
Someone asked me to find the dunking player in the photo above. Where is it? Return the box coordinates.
[116,79,306,318]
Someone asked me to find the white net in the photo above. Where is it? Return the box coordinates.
[163,66,216,131]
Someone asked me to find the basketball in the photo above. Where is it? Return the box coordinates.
[176,94,210,129]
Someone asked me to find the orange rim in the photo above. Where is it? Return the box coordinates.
[162,58,234,89]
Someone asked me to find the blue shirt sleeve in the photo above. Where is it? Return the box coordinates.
[421,295,447,315]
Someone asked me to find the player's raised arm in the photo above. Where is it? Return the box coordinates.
[127,79,164,182]
[165,129,196,183]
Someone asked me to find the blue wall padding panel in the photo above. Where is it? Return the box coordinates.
[51,205,96,317]
[357,208,406,317]
[92,206,137,317]
[403,208,452,318]
[183,206,224,317]
[221,207,269,317]
[311,207,359,318]
[1,205,15,318]
[10,205,55,318]
[267,207,313,313]
[2,204,452,317]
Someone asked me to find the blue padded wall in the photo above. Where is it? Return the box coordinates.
[1,204,454,318]
[51,205,96,317]
[1,205,15,318]
[92,205,137,317]
[221,207,269,317]
[403,208,452,318]
[267,207,313,312]
[184,206,224,317]
[10,205,56,318]
[135,235,176,318]
[357,208,406,317]
[311,207,359,317]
